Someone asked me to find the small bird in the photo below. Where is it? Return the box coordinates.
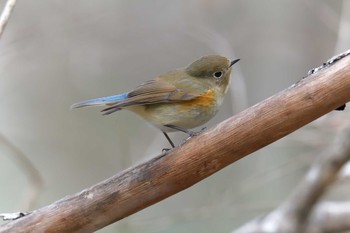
[71,55,240,148]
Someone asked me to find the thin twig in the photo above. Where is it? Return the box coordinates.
[0,133,43,211]
[0,0,42,211]
[0,0,16,38]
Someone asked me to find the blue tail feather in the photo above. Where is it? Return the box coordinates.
[71,93,128,109]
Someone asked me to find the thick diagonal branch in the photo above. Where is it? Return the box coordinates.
[1,52,350,232]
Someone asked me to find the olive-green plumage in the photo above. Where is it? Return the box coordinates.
[72,55,239,147]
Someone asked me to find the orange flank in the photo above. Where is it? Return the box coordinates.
[180,89,216,109]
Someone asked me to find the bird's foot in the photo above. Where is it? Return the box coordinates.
[182,127,207,144]
[162,148,172,153]
[187,127,207,137]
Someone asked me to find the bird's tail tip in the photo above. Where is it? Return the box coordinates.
[70,93,128,110]
[70,102,86,109]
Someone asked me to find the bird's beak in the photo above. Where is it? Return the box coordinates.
[230,58,240,67]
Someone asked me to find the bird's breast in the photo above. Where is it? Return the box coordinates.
[127,88,223,131]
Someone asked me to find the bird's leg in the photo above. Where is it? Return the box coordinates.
[164,124,207,137]
[162,132,175,151]
[162,125,207,150]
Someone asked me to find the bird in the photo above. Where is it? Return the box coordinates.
[71,55,240,148]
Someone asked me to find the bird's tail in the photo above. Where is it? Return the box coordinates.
[71,93,128,109]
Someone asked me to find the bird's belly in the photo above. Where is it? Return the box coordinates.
[128,98,219,132]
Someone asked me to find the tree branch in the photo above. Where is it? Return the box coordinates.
[1,50,350,232]
[234,201,350,233]
[234,120,350,233]
[307,201,350,233]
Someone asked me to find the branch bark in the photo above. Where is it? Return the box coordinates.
[1,51,350,232]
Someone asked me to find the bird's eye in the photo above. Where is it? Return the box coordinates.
[213,71,223,79]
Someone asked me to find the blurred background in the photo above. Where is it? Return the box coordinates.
[0,0,349,232]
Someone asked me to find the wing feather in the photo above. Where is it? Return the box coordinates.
[101,79,199,114]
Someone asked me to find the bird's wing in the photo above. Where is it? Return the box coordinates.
[101,79,201,115]
[128,80,198,102]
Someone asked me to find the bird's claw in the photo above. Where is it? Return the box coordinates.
[162,148,171,153]
[183,127,207,144]
[188,127,207,137]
